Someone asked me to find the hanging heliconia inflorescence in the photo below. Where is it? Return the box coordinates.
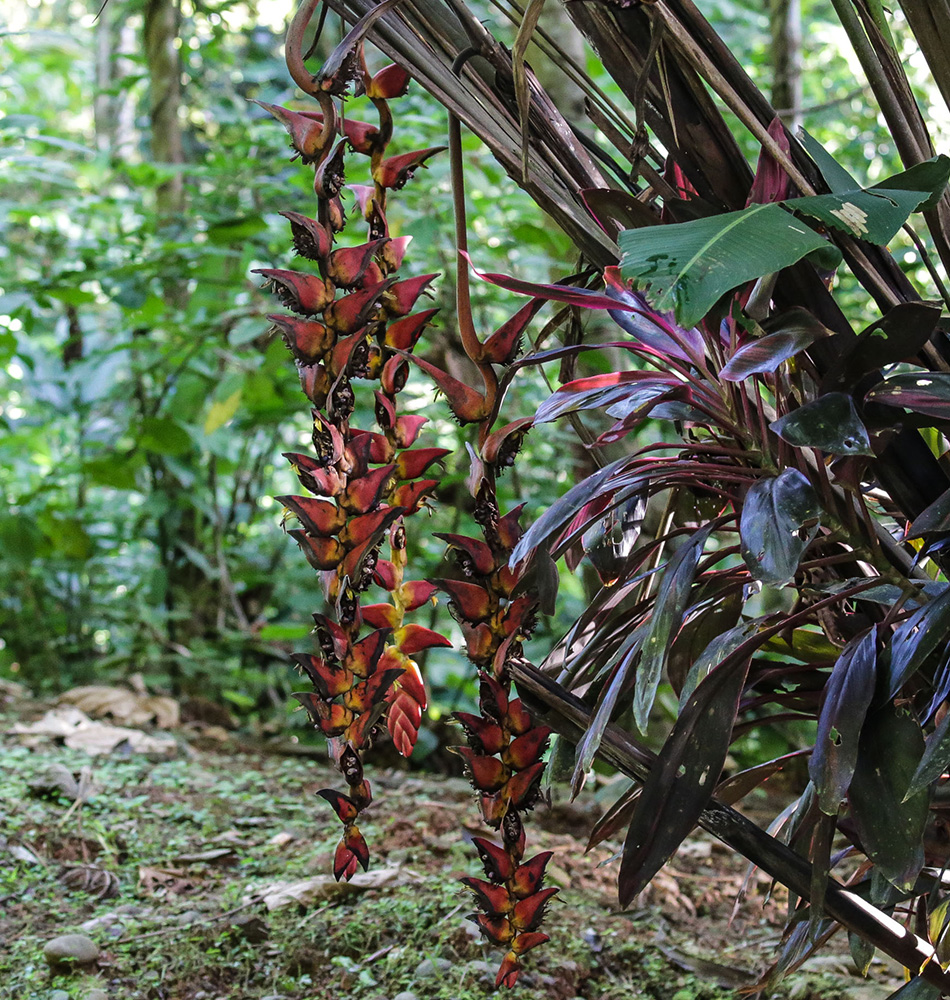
[256,0,557,985]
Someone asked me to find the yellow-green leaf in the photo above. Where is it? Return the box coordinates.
[204,390,242,434]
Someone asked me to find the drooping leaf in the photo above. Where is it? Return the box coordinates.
[570,626,645,798]
[770,393,873,455]
[461,251,642,312]
[720,309,827,381]
[907,487,950,539]
[808,630,878,815]
[618,203,842,329]
[740,469,820,586]
[903,707,950,802]
[601,266,705,362]
[618,650,751,906]
[886,588,950,698]
[633,523,717,733]
[509,455,639,568]
[866,373,950,422]
[848,704,927,892]
[534,371,682,424]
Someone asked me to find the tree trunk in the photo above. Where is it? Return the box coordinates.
[144,0,185,226]
[769,0,802,130]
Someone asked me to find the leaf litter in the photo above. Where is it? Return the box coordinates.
[0,686,909,999]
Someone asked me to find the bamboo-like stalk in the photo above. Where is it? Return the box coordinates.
[511,659,950,993]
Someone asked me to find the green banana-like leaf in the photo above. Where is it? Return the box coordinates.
[619,155,949,328]
[619,203,841,329]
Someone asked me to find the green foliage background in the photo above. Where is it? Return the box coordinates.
[0,0,933,733]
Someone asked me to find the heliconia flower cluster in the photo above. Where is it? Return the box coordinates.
[256,0,452,883]
[259,0,557,985]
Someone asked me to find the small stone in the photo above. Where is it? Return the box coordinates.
[394,993,420,1000]
[43,933,100,969]
[176,909,203,926]
[413,957,452,978]
[49,992,70,1000]
[459,918,481,940]
[80,913,125,938]
[84,990,109,1000]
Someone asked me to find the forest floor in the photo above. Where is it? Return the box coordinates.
[0,680,909,1000]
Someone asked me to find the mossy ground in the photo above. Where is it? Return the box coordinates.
[0,690,905,1000]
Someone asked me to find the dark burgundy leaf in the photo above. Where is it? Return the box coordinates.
[740,468,820,585]
[885,587,950,698]
[907,487,950,538]
[602,267,705,362]
[461,251,635,312]
[633,522,718,733]
[865,372,950,422]
[618,650,751,906]
[823,302,941,390]
[770,393,873,455]
[808,630,878,815]
[509,456,640,568]
[848,704,927,891]
[534,371,682,424]
[720,309,826,381]
[903,708,950,803]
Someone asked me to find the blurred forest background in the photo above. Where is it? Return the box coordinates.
[1,0,942,748]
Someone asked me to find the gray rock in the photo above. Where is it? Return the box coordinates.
[176,909,204,926]
[413,956,452,978]
[80,912,125,938]
[84,990,109,1000]
[394,993,420,1000]
[43,933,100,969]
[49,992,71,1000]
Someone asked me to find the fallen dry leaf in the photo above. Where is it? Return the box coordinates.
[58,685,179,729]
[252,864,412,910]
[9,708,176,756]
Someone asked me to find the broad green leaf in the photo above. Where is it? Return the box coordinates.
[137,416,194,457]
[206,215,268,244]
[786,182,938,244]
[800,130,860,194]
[809,630,877,814]
[849,705,927,892]
[619,203,842,329]
[770,393,873,455]
[35,512,93,560]
[82,456,139,491]
[259,623,312,641]
[720,309,826,381]
[740,468,820,585]
[866,373,950,421]
[204,389,242,434]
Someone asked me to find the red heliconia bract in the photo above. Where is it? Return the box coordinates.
[260,0,556,987]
